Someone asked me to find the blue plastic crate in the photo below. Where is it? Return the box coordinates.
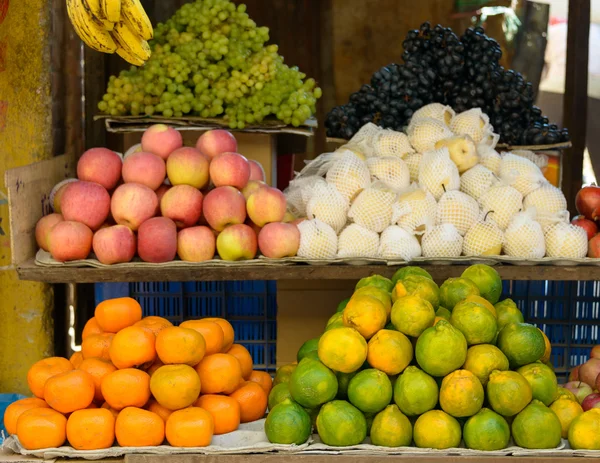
[0,394,26,441]
[503,280,600,381]
[95,281,277,371]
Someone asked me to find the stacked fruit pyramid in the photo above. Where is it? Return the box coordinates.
[4,298,273,450]
[36,126,301,264]
[265,264,600,451]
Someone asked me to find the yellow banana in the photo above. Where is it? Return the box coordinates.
[101,0,121,23]
[117,46,145,66]
[82,0,115,30]
[121,0,153,40]
[111,21,151,62]
[67,0,117,53]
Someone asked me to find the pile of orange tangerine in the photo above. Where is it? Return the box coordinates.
[4,297,272,450]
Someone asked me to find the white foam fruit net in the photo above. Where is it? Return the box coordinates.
[478,144,502,174]
[435,135,479,173]
[418,147,460,200]
[285,175,327,217]
[348,182,397,233]
[449,108,491,144]
[512,150,549,172]
[545,222,588,259]
[503,209,546,258]
[421,223,464,258]
[297,219,339,260]
[407,117,454,153]
[378,225,422,261]
[367,156,410,191]
[337,224,380,259]
[404,152,423,182]
[373,130,415,158]
[523,184,568,230]
[410,103,455,126]
[463,217,504,256]
[306,182,349,233]
[436,190,480,236]
[460,164,498,200]
[325,151,371,201]
[478,184,523,231]
[499,153,546,196]
[347,123,382,157]
[392,185,437,235]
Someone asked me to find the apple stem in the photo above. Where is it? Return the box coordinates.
[484,211,494,222]
[442,184,447,193]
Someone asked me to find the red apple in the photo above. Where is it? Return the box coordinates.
[580,358,600,386]
[35,213,64,251]
[569,365,580,382]
[596,372,600,392]
[122,152,166,191]
[111,183,158,231]
[141,124,183,160]
[61,181,111,231]
[588,234,600,258]
[564,381,594,404]
[576,185,600,220]
[203,186,246,231]
[160,185,204,228]
[216,223,257,261]
[209,152,251,189]
[592,346,600,360]
[50,178,78,213]
[92,225,136,264]
[249,160,266,182]
[48,221,93,262]
[196,129,238,160]
[77,148,122,190]
[258,222,300,258]
[177,226,215,262]
[582,392,600,411]
[137,217,177,263]
[572,215,598,240]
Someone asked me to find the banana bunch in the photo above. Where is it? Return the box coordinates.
[66,0,153,66]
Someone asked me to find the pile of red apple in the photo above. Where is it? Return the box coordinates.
[573,185,600,257]
[35,125,301,264]
[564,347,600,411]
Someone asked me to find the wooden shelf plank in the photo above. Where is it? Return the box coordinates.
[16,259,600,283]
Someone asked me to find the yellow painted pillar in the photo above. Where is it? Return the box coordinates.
[0,0,55,394]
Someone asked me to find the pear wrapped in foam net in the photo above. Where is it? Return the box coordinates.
[373,130,415,158]
[463,215,504,256]
[367,156,410,191]
[391,185,437,235]
[478,184,523,231]
[523,183,568,230]
[544,222,588,258]
[460,165,498,200]
[421,223,463,258]
[325,151,371,201]
[450,108,494,145]
[436,190,480,236]
[348,182,397,233]
[407,117,454,153]
[418,147,460,200]
[347,123,382,157]
[503,209,546,258]
[434,135,479,173]
[378,225,422,261]
[306,182,349,233]
[284,176,327,217]
[499,153,546,196]
[478,144,502,175]
[404,152,423,182]
[512,150,548,172]
[297,219,338,259]
[409,103,455,126]
[337,223,380,259]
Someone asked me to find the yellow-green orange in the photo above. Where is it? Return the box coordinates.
[393,366,439,416]
[392,266,433,284]
[497,323,545,368]
[463,344,509,386]
[316,400,367,447]
[439,369,484,418]
[370,405,412,447]
[435,307,452,321]
[551,397,583,438]
[568,409,600,450]
[353,286,392,319]
[517,362,558,406]
[512,400,562,449]
[539,329,552,363]
[391,281,408,303]
[289,358,338,408]
[464,295,497,318]
[555,387,578,402]
[318,327,367,374]
[401,275,440,309]
[297,337,320,363]
[439,277,480,311]
[355,275,393,293]
[463,408,510,451]
[265,399,312,445]
[461,264,502,304]
[367,330,413,376]
[415,320,467,377]
[273,363,296,386]
[325,312,345,331]
[337,298,350,313]
[450,301,497,345]
[487,370,532,417]
[391,295,435,338]
[343,295,387,339]
[268,383,293,411]
[413,410,461,449]
[335,371,357,399]
[347,369,392,414]
[494,299,524,329]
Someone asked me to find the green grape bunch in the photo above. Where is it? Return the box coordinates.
[98,0,322,128]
